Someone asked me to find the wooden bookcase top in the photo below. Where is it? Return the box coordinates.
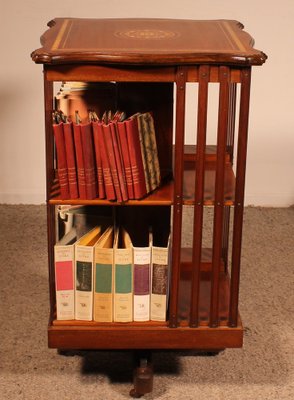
[31,18,267,66]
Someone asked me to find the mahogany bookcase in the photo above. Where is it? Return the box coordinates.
[31,18,267,396]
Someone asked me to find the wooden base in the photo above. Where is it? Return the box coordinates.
[48,322,242,350]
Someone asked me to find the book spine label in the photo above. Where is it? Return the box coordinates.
[133,247,150,321]
[54,245,75,320]
[114,248,133,322]
[75,246,94,321]
[94,248,113,322]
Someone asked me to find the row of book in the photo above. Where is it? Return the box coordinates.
[52,109,161,201]
[54,224,170,323]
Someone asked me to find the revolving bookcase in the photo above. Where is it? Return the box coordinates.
[31,18,267,397]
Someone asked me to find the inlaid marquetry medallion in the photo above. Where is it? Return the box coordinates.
[115,29,179,40]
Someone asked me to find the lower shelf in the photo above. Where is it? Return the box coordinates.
[178,248,231,324]
[48,248,243,350]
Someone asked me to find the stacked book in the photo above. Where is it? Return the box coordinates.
[52,109,161,201]
[54,225,171,323]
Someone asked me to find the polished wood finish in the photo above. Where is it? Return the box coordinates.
[190,65,209,327]
[49,179,174,206]
[45,64,243,83]
[48,323,242,350]
[169,66,187,328]
[183,160,235,205]
[32,18,266,66]
[49,158,235,206]
[210,66,231,328]
[43,76,56,317]
[31,19,266,358]
[229,68,252,327]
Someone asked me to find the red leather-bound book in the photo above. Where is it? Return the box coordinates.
[102,123,122,202]
[117,121,134,199]
[92,121,105,199]
[53,122,70,200]
[80,122,97,200]
[124,116,147,199]
[94,122,116,201]
[73,123,87,199]
[109,122,128,202]
[63,121,79,199]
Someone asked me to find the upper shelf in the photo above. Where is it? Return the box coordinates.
[31,18,267,66]
[49,146,235,206]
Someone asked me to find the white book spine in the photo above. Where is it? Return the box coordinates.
[54,244,75,320]
[75,245,94,321]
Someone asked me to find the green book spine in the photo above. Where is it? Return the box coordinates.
[94,243,114,322]
[114,228,133,322]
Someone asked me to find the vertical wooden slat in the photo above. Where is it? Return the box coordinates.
[227,83,237,162]
[44,69,55,199]
[210,66,230,328]
[221,83,236,271]
[190,65,210,327]
[44,68,56,320]
[47,204,56,321]
[169,66,187,328]
[229,67,252,327]
[221,206,231,271]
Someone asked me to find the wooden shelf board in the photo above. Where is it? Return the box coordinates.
[178,270,230,323]
[52,320,167,327]
[49,160,235,206]
[183,144,231,163]
[183,161,235,206]
[49,179,173,206]
[51,317,231,329]
[177,247,230,324]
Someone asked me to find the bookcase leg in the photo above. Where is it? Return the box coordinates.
[57,349,77,357]
[130,351,153,398]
